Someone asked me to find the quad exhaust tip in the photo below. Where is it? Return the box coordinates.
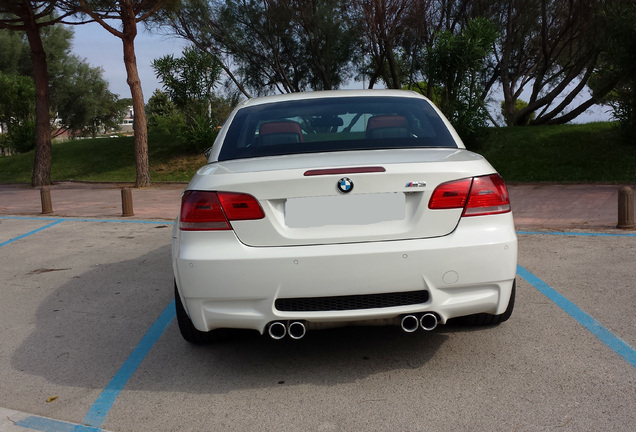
[268,321,306,340]
[420,313,438,331]
[288,321,306,340]
[268,321,287,340]
[400,315,420,333]
[400,313,439,333]
[270,314,437,339]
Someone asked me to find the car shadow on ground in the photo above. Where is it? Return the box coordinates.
[11,244,175,391]
[122,323,452,395]
[11,241,457,394]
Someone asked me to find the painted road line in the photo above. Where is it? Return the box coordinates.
[0,216,173,226]
[518,265,636,369]
[81,300,176,428]
[2,216,175,430]
[14,301,176,432]
[518,230,636,237]
[0,219,63,248]
[15,415,103,432]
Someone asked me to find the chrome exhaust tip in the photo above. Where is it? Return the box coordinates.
[268,321,287,340]
[400,315,420,333]
[288,321,306,340]
[420,313,438,331]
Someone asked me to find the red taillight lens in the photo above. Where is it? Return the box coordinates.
[463,174,511,217]
[428,178,472,209]
[429,174,511,217]
[179,191,264,231]
[217,192,265,221]
[180,191,230,231]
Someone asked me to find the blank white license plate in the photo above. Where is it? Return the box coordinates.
[285,193,405,228]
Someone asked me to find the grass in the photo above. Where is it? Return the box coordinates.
[0,123,634,184]
[476,122,636,184]
[0,133,206,184]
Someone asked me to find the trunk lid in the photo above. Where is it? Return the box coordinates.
[187,149,497,246]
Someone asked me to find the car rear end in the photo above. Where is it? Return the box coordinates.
[172,90,517,342]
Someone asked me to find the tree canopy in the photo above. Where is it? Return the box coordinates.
[0,0,75,186]
[152,45,224,152]
[2,0,635,178]
[158,0,633,133]
[0,24,124,142]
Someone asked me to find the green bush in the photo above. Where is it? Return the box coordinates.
[178,115,219,154]
[7,121,36,153]
[148,112,186,136]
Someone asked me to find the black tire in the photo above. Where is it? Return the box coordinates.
[174,280,229,344]
[449,279,516,326]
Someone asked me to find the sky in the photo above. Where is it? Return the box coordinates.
[70,21,187,102]
[69,21,611,123]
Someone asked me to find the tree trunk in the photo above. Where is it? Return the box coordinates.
[24,22,51,187]
[121,22,150,188]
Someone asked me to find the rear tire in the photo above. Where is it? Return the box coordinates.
[449,279,516,326]
[174,280,229,344]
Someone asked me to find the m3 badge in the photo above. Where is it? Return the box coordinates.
[405,181,427,188]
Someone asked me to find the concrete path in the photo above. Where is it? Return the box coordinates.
[509,183,635,230]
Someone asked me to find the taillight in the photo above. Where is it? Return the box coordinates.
[463,174,511,216]
[429,174,511,217]
[217,192,266,221]
[427,178,472,209]
[179,191,264,231]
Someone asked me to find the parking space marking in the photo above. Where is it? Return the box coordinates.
[518,230,636,238]
[0,216,173,226]
[3,216,175,432]
[0,219,64,248]
[15,415,103,432]
[518,265,636,369]
[81,300,176,428]
[14,300,175,432]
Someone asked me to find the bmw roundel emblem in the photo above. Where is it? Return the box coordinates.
[337,177,354,194]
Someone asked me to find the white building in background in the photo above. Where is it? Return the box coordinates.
[120,106,134,132]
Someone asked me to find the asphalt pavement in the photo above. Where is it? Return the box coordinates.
[1,181,635,432]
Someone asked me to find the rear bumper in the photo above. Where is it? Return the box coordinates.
[172,213,517,333]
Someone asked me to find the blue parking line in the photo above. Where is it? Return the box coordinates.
[518,265,636,369]
[14,301,176,432]
[0,215,173,225]
[3,215,176,431]
[81,300,176,428]
[0,219,63,248]
[518,230,636,237]
[15,416,102,432]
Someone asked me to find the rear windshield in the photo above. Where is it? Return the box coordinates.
[218,96,458,161]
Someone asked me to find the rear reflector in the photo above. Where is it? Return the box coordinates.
[429,174,511,217]
[180,191,264,231]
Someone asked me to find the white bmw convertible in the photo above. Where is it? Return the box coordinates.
[172,89,517,343]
